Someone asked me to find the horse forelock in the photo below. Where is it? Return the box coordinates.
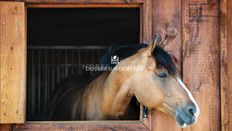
[152,45,177,76]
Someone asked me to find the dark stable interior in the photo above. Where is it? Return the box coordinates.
[27,8,140,121]
[28,8,140,46]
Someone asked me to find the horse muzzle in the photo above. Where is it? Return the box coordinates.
[175,103,199,128]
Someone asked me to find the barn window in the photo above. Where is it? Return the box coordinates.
[0,1,152,130]
[26,8,140,121]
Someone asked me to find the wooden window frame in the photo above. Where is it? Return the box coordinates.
[1,0,152,130]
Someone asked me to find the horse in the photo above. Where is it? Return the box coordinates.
[49,40,200,128]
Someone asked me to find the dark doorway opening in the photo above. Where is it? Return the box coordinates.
[27,8,140,121]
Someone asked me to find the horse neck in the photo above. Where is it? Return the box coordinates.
[75,72,113,120]
[101,70,134,119]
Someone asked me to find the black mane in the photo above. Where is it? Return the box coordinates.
[99,43,147,68]
[100,43,176,75]
[152,46,177,75]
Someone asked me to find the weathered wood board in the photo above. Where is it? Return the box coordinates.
[152,0,182,130]
[182,0,220,131]
[0,1,26,124]
[220,0,232,131]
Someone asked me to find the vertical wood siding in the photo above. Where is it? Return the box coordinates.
[182,0,220,131]
[220,0,228,130]
[152,0,182,130]
[221,0,232,130]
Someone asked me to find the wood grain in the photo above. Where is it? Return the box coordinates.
[220,0,228,130]
[0,0,146,4]
[0,2,26,123]
[182,0,220,131]
[26,3,141,8]
[220,0,232,130]
[13,121,149,131]
[0,125,12,131]
[152,0,182,130]
[25,0,145,4]
[226,0,232,128]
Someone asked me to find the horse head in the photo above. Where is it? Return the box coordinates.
[111,39,200,127]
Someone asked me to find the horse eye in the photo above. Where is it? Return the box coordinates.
[157,72,168,79]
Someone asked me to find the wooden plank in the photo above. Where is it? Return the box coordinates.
[140,0,152,43]
[182,0,220,131]
[220,0,228,130]
[13,121,149,131]
[0,2,26,123]
[0,125,12,131]
[26,3,141,8]
[152,0,182,130]
[140,0,152,129]
[26,0,145,4]
[220,0,232,130]
[226,0,232,128]
[0,0,146,4]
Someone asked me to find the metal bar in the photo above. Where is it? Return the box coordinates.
[65,49,68,77]
[27,46,108,120]
[44,49,48,118]
[84,49,87,75]
[52,49,55,92]
[31,50,35,117]
[72,49,74,75]
[57,50,61,83]
[38,49,41,117]
[78,49,81,75]
[60,50,64,79]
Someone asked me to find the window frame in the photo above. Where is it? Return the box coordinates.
[2,0,152,130]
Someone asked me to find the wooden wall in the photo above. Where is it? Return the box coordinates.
[182,0,220,131]
[151,0,221,131]
[0,0,231,130]
[152,0,182,130]
[220,0,231,130]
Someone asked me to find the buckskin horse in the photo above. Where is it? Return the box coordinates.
[49,38,200,128]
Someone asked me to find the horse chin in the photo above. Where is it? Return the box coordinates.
[176,115,188,128]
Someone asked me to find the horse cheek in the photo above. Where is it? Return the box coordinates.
[135,85,164,108]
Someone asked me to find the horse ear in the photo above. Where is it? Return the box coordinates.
[149,34,161,53]
[143,41,156,56]
[150,38,157,53]
[150,34,167,53]
[159,35,168,49]
[146,34,169,55]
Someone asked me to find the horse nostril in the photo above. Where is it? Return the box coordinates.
[189,108,194,116]
[186,104,196,117]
